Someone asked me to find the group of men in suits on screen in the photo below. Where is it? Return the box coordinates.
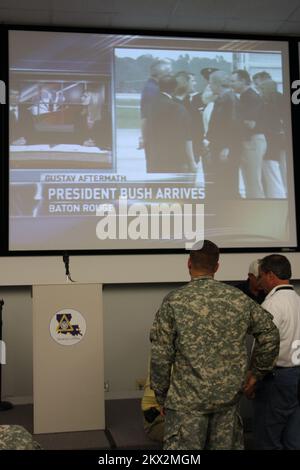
[140,60,287,200]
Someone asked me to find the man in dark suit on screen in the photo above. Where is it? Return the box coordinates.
[10,88,35,146]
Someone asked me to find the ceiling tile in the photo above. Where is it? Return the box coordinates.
[0,0,299,37]
[173,0,239,18]
[277,21,300,35]
[168,16,226,33]
[51,0,94,13]
[224,19,283,35]
[86,0,176,15]
[284,6,300,22]
[0,8,51,25]
[232,0,300,21]
[51,11,113,28]
[110,13,170,30]
[0,0,50,9]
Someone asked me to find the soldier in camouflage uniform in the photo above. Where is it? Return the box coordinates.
[150,240,280,450]
[0,425,42,450]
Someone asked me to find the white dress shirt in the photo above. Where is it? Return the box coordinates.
[262,284,300,367]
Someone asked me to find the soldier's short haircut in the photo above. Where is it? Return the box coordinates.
[260,254,292,280]
[190,239,219,272]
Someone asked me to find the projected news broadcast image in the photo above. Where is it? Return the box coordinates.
[8,30,297,251]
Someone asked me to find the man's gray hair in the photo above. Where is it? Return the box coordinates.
[248,259,261,278]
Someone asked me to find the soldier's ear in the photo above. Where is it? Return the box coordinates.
[187,257,192,271]
[214,262,220,273]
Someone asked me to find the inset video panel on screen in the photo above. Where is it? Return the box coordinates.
[8,30,297,250]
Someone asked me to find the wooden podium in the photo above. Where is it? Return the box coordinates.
[32,283,104,434]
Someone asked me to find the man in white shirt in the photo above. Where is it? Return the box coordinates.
[251,254,300,449]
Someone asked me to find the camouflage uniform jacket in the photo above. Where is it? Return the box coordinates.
[150,277,279,412]
[0,425,42,450]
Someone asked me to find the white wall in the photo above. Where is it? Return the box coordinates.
[1,287,33,404]
[1,254,300,404]
[0,251,299,285]
[102,283,180,399]
[0,283,181,403]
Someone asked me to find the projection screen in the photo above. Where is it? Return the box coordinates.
[8,30,297,251]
